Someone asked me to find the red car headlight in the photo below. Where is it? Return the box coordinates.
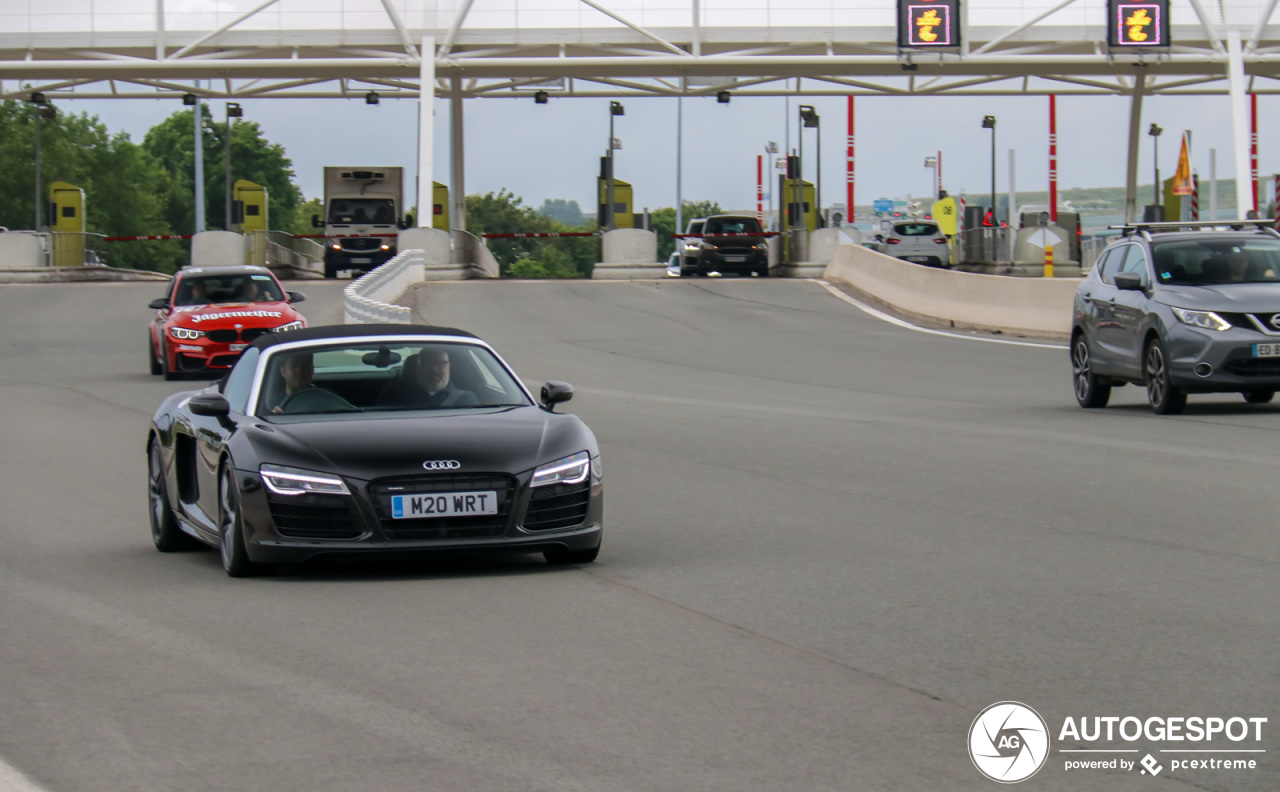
[170,327,205,340]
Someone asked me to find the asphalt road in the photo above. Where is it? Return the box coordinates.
[0,277,1276,792]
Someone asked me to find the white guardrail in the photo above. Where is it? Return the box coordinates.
[342,249,424,324]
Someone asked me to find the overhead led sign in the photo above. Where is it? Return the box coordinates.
[1107,0,1170,50]
[898,0,961,49]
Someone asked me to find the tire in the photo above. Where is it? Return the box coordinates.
[148,440,199,552]
[544,544,600,566]
[1243,390,1275,404]
[1144,338,1187,415]
[149,335,162,376]
[161,342,181,381]
[219,463,264,577]
[324,261,338,279]
[755,266,768,277]
[1071,334,1111,408]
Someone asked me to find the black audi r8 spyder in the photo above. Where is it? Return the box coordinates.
[146,324,603,576]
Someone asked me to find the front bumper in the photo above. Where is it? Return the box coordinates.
[235,467,604,565]
[1166,325,1280,391]
[699,248,768,274]
[168,337,254,373]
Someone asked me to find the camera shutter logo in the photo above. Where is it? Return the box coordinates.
[968,701,1050,783]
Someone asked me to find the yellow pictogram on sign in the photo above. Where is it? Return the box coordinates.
[1126,9,1152,41]
[1171,132,1193,196]
[916,9,940,42]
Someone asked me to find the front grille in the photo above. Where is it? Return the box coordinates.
[342,237,381,252]
[267,493,364,540]
[522,480,591,532]
[206,329,238,343]
[241,328,272,342]
[369,474,515,541]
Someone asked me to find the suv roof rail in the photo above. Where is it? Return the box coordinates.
[1110,218,1278,235]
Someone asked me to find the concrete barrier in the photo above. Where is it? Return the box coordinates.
[343,249,424,324]
[823,242,1080,338]
[397,227,463,281]
[0,232,47,269]
[593,228,664,279]
[450,230,500,279]
[191,231,245,267]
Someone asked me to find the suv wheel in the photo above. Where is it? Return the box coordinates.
[1243,390,1275,404]
[1144,338,1187,415]
[1071,334,1111,408]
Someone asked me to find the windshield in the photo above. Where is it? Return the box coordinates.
[174,274,284,306]
[327,199,396,225]
[705,218,762,235]
[257,341,531,416]
[1153,238,1280,285]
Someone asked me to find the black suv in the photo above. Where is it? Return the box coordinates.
[691,215,769,277]
[1071,219,1280,414]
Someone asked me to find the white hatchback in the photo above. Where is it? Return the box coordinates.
[883,220,950,268]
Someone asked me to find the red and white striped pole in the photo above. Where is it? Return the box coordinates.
[756,155,763,224]
[1251,93,1259,214]
[1273,173,1279,224]
[846,96,855,223]
[1191,173,1200,220]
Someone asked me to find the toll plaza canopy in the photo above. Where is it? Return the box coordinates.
[1,0,1277,221]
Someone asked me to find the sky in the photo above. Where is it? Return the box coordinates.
[65,89,1280,220]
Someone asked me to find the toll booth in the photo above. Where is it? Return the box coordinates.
[778,176,815,261]
[597,156,634,228]
[1017,209,1081,262]
[432,181,449,230]
[50,181,85,267]
[232,179,269,233]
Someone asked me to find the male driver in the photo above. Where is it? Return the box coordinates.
[271,352,316,413]
[378,349,479,408]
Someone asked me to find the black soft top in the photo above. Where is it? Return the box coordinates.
[250,323,480,351]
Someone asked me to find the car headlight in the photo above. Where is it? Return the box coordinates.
[531,451,590,487]
[331,243,341,250]
[170,327,205,340]
[1172,307,1231,332]
[380,243,391,251]
[274,320,305,333]
[755,241,768,250]
[259,464,351,496]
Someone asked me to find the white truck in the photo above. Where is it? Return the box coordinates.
[311,167,412,278]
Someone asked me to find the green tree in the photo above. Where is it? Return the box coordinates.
[142,105,302,236]
[650,200,723,260]
[537,198,585,227]
[466,189,598,277]
[0,99,183,272]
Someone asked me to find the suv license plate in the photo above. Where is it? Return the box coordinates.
[391,491,498,519]
[906,256,929,262]
[1253,343,1280,358]
[724,255,746,263]
[349,257,372,264]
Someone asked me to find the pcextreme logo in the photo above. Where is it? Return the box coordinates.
[968,701,1050,783]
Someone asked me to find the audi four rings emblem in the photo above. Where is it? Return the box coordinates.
[423,460,461,471]
[1270,313,1280,330]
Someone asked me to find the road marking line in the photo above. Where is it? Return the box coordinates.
[815,280,1066,349]
[0,760,46,792]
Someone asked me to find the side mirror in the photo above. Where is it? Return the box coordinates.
[287,291,306,303]
[403,213,415,229]
[148,297,169,310]
[1114,272,1145,291]
[188,392,231,417]
[311,214,322,229]
[540,381,574,412]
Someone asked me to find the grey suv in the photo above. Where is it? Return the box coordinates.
[691,215,769,277]
[1071,220,1280,414]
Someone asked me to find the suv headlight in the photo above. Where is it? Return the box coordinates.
[260,464,351,496]
[531,451,590,487]
[274,320,305,333]
[1172,307,1231,332]
[170,327,205,340]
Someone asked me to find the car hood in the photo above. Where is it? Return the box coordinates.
[1156,283,1280,312]
[171,301,301,329]
[243,406,593,482]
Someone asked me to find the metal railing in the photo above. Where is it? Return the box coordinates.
[49,231,107,267]
[958,227,1010,264]
[248,230,324,274]
[1080,236,1109,271]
